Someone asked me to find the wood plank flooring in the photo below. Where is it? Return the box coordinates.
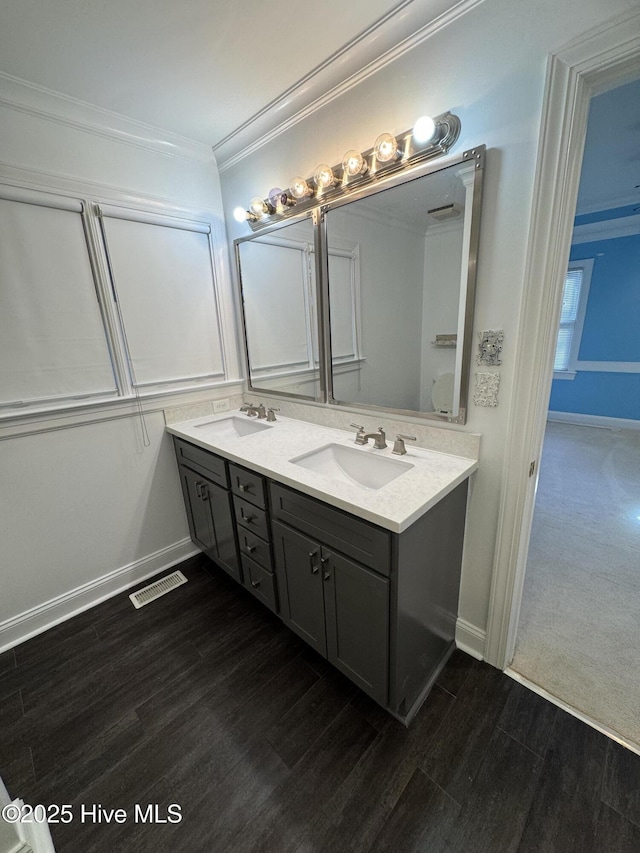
[1,555,639,852]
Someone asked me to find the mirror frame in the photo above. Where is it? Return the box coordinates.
[234,145,485,424]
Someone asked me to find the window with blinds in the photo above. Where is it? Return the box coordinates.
[0,184,227,415]
[553,260,593,375]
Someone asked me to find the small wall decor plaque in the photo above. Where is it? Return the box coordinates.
[474,372,500,407]
[477,330,504,366]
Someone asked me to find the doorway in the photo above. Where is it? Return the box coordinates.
[484,9,640,750]
[511,77,640,746]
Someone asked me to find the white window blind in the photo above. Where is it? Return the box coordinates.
[99,211,225,389]
[0,194,116,409]
[554,266,584,371]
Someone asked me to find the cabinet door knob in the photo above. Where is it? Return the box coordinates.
[238,483,247,492]
[201,485,209,501]
[323,572,331,582]
[320,556,330,566]
[241,510,256,523]
[251,580,261,589]
[195,482,202,497]
[246,544,256,554]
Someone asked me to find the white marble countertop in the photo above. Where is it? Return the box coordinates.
[166,412,478,533]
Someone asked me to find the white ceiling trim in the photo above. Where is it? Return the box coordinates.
[576,193,640,216]
[215,0,486,172]
[572,211,640,244]
[0,72,216,166]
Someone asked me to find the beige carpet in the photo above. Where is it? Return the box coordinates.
[512,421,640,747]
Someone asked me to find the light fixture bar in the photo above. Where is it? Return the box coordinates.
[242,110,461,231]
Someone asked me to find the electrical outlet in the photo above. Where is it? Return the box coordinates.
[213,398,229,413]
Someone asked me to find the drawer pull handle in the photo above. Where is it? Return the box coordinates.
[251,580,261,589]
[241,510,256,523]
[320,556,330,566]
[246,544,256,554]
[201,486,209,501]
[323,572,331,582]
[195,482,202,497]
[309,549,319,574]
[238,483,247,492]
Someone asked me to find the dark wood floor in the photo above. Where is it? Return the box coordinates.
[1,556,639,853]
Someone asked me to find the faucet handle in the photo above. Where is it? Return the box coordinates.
[392,434,417,455]
[266,407,279,422]
[351,423,366,445]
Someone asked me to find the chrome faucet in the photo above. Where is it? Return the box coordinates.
[240,403,260,417]
[351,423,387,449]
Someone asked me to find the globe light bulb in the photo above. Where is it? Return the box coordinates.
[341,149,367,178]
[249,196,268,217]
[268,187,286,213]
[233,206,248,223]
[289,176,311,199]
[313,163,335,190]
[412,115,438,145]
[373,133,398,163]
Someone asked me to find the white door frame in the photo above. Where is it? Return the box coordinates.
[484,8,640,669]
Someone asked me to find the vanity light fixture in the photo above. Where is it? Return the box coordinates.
[238,110,461,230]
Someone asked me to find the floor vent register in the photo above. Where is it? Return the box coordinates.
[129,570,188,609]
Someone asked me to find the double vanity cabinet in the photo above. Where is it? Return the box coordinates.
[169,413,477,723]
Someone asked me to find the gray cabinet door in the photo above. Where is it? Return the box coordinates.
[180,465,239,582]
[181,466,215,553]
[202,478,240,582]
[272,521,327,656]
[322,548,389,706]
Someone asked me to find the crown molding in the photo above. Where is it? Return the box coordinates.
[215,0,485,172]
[0,72,215,166]
[572,211,640,244]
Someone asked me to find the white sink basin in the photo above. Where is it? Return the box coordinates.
[194,416,272,438]
[290,443,413,490]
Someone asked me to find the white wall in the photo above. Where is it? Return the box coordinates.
[328,207,424,410]
[219,0,639,650]
[0,79,241,650]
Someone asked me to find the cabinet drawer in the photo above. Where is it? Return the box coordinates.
[228,463,266,508]
[242,555,278,614]
[269,483,390,575]
[236,526,273,572]
[173,438,228,487]
[233,495,270,541]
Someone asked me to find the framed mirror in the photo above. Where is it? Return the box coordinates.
[235,147,484,423]
[323,154,482,422]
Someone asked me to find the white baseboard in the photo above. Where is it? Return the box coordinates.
[455,617,485,660]
[0,539,199,653]
[548,410,640,430]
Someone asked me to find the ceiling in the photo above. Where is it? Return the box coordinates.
[0,0,467,165]
[576,76,640,215]
[2,0,638,208]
